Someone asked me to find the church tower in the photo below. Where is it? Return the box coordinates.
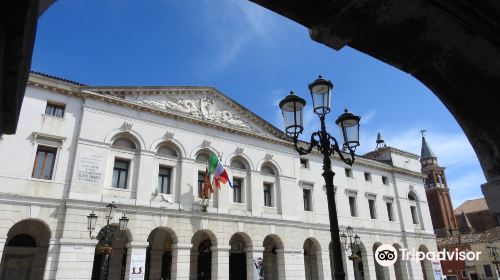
[420,130,458,237]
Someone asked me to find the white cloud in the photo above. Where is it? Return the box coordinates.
[448,171,486,207]
[360,110,376,124]
[197,1,278,73]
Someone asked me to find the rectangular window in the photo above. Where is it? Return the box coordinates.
[382,176,389,185]
[158,166,172,194]
[233,178,243,203]
[386,202,395,221]
[45,102,65,117]
[445,276,457,280]
[32,145,57,180]
[364,172,372,181]
[303,189,312,211]
[349,196,357,217]
[198,172,205,198]
[345,168,353,178]
[368,199,376,219]
[410,206,418,224]
[300,158,309,168]
[484,264,493,277]
[263,183,272,207]
[112,159,129,189]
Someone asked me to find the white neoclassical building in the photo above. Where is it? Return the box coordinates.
[0,72,437,280]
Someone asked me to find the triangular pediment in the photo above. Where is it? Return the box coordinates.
[85,86,286,140]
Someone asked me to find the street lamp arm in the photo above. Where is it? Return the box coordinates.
[328,134,356,166]
[293,132,321,155]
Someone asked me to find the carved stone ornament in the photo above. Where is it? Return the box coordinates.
[164,131,174,140]
[120,122,133,131]
[137,96,255,132]
[235,147,244,155]
[201,140,211,148]
[264,153,273,161]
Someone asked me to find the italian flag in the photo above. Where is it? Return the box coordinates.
[208,154,233,189]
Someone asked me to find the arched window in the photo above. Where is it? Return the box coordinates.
[195,150,211,163]
[112,137,136,150]
[230,159,247,170]
[408,191,420,225]
[157,144,178,157]
[261,164,275,176]
[408,191,417,201]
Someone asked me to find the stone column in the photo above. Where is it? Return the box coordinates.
[281,248,305,280]
[54,240,97,279]
[344,254,356,280]
[482,177,500,225]
[171,243,191,280]
[124,241,148,280]
[247,246,264,280]
[212,245,230,280]
[364,252,377,280]
[0,238,6,274]
[43,240,60,280]
[319,251,331,280]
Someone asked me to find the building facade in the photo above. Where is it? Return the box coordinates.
[0,73,437,280]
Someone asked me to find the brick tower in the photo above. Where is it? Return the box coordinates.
[420,130,458,237]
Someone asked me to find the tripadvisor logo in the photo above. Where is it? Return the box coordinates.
[375,244,482,267]
[375,244,398,267]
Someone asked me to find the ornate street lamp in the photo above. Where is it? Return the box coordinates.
[487,243,500,280]
[87,203,129,280]
[340,226,361,261]
[279,75,361,280]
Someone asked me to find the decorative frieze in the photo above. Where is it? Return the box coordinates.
[137,96,255,132]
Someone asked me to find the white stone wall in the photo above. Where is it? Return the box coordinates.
[0,75,438,279]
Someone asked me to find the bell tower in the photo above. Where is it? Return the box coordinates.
[420,130,458,237]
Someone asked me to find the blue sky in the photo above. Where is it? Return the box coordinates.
[32,0,485,207]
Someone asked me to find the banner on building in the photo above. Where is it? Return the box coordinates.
[432,260,444,280]
[253,257,263,280]
[129,254,146,280]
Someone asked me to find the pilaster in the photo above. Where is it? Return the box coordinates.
[170,243,191,280]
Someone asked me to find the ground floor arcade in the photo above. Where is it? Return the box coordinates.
[0,200,436,279]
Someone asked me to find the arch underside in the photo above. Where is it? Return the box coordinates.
[249,0,500,219]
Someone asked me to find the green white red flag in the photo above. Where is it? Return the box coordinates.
[208,153,233,189]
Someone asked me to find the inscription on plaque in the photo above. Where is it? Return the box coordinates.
[76,154,104,185]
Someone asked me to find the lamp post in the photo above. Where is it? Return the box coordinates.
[279,75,361,280]
[87,203,129,280]
[487,243,500,280]
[340,226,361,261]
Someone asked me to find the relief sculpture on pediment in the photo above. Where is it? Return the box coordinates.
[137,96,255,132]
